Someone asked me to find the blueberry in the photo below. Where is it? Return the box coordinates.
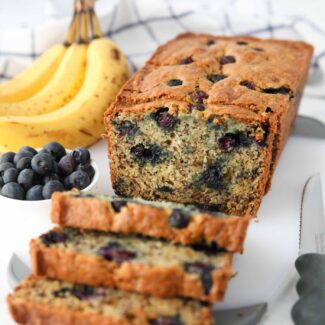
[262,86,291,95]
[218,132,251,151]
[240,80,255,90]
[206,39,215,46]
[169,209,190,228]
[64,170,90,190]
[237,41,248,45]
[42,180,65,199]
[31,153,55,176]
[151,107,178,131]
[18,146,37,156]
[265,107,273,113]
[41,230,68,246]
[0,162,15,174]
[3,168,19,184]
[16,157,32,170]
[167,79,183,86]
[26,185,44,201]
[201,163,223,190]
[0,152,15,164]
[44,142,66,162]
[191,90,208,104]
[0,176,3,188]
[220,55,236,65]
[184,262,215,294]
[71,147,91,165]
[43,174,61,184]
[131,144,164,165]
[115,120,138,137]
[151,315,183,325]
[58,155,76,176]
[179,57,193,64]
[37,148,50,155]
[76,164,95,180]
[207,74,227,83]
[98,242,136,263]
[17,169,36,191]
[0,182,25,200]
[72,284,95,300]
[13,152,34,165]
[188,104,205,112]
[111,200,128,212]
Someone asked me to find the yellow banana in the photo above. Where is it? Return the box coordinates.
[0,44,87,116]
[0,37,128,152]
[0,44,66,103]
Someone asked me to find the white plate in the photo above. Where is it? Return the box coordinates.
[8,136,325,312]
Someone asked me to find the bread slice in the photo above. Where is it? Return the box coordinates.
[51,191,250,252]
[30,227,233,302]
[8,276,212,325]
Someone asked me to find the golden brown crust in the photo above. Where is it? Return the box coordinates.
[30,240,233,303]
[51,192,250,252]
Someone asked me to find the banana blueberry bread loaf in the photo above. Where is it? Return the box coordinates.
[8,276,212,325]
[51,191,249,252]
[30,227,233,302]
[104,33,313,216]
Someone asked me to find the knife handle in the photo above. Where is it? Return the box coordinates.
[291,253,325,325]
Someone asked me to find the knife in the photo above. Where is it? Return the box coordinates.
[292,173,325,325]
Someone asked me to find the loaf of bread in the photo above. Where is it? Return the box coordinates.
[8,276,212,325]
[51,191,249,252]
[30,227,233,302]
[104,33,313,216]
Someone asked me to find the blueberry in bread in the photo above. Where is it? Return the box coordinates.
[30,227,233,302]
[104,33,313,216]
[51,191,250,252]
[8,276,212,325]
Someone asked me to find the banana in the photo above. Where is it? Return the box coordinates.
[0,43,87,116]
[0,38,128,152]
[0,44,66,103]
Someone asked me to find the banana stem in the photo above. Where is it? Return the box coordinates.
[63,0,78,46]
[88,0,103,39]
[75,0,88,44]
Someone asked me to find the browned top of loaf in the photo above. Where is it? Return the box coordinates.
[105,33,313,120]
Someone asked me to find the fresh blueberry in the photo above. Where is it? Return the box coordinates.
[13,152,34,165]
[184,262,215,294]
[44,142,66,162]
[201,163,223,190]
[18,146,37,156]
[179,57,193,64]
[220,55,236,65]
[151,107,178,131]
[64,170,90,190]
[240,80,255,90]
[0,176,3,188]
[111,200,128,212]
[31,153,55,176]
[0,162,15,175]
[41,230,68,246]
[169,209,190,229]
[131,144,164,165]
[188,104,205,112]
[167,79,183,86]
[26,185,44,201]
[191,90,208,104]
[207,74,227,83]
[206,39,215,46]
[37,148,50,155]
[0,152,15,164]
[17,169,36,191]
[43,174,61,184]
[76,164,95,180]
[42,180,65,199]
[151,315,183,325]
[237,41,248,45]
[72,284,95,300]
[58,155,76,176]
[3,168,19,184]
[115,120,138,137]
[0,182,25,200]
[16,157,32,170]
[71,147,91,165]
[98,242,136,263]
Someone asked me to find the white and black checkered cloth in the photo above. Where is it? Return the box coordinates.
[0,0,324,95]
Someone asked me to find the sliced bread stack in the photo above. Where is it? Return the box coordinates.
[8,191,250,324]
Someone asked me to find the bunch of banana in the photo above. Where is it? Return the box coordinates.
[0,0,128,152]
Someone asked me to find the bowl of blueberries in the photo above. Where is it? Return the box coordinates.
[0,142,98,202]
